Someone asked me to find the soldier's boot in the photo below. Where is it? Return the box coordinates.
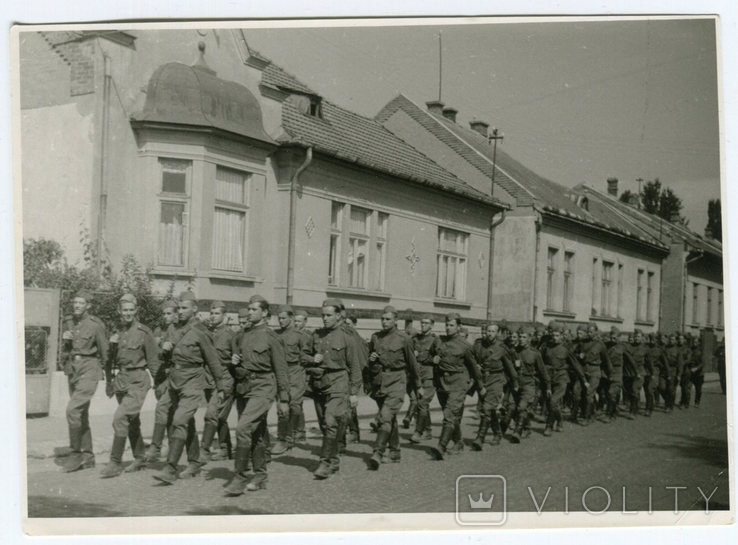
[500,415,511,435]
[543,414,554,437]
[627,397,638,420]
[271,416,292,456]
[488,416,503,446]
[448,423,465,455]
[386,420,401,463]
[224,446,252,496]
[471,417,490,451]
[145,423,167,462]
[409,413,426,444]
[568,403,580,425]
[509,419,522,444]
[246,442,268,491]
[521,414,532,438]
[100,436,127,478]
[153,437,185,484]
[403,399,418,429]
[295,412,307,443]
[210,421,233,461]
[124,422,147,473]
[264,431,273,464]
[313,436,336,480]
[54,425,78,458]
[198,422,218,465]
[369,429,390,470]
[62,427,95,472]
[430,425,454,461]
[179,461,203,479]
[348,407,361,443]
[332,419,347,472]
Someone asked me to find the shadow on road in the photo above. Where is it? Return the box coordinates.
[645,434,729,468]
[185,505,274,516]
[29,495,124,518]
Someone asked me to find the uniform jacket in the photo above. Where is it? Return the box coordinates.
[517,345,550,389]
[113,320,158,372]
[542,342,585,382]
[168,317,224,391]
[302,325,362,396]
[430,334,483,388]
[236,322,289,403]
[62,312,109,365]
[472,338,518,388]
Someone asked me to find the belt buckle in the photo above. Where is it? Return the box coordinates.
[74,355,82,362]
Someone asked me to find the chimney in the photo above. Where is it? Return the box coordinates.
[670,211,680,223]
[426,101,445,115]
[705,227,713,239]
[442,107,458,123]
[628,193,639,207]
[607,177,619,197]
[469,119,490,137]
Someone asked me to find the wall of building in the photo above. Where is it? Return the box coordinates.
[660,239,687,333]
[684,254,725,336]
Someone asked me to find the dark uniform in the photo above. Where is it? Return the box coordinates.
[541,334,585,434]
[302,299,362,479]
[511,337,550,441]
[59,290,108,472]
[605,329,635,421]
[402,319,420,428]
[429,314,484,460]
[678,337,694,408]
[409,322,442,443]
[572,330,613,424]
[153,292,224,484]
[626,333,652,418]
[715,341,726,395]
[274,315,307,453]
[690,342,705,407]
[226,297,289,494]
[471,335,518,449]
[367,310,421,468]
[342,320,367,446]
[101,295,158,477]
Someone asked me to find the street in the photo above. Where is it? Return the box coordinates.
[27,380,729,518]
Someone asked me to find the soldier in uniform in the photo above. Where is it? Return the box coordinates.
[677,333,694,409]
[225,295,289,494]
[58,290,109,472]
[715,339,726,395]
[199,301,236,464]
[429,313,485,460]
[690,335,705,408]
[338,301,366,446]
[366,306,422,469]
[145,299,179,462]
[293,309,311,442]
[301,299,361,479]
[603,327,635,423]
[662,334,683,413]
[646,333,666,415]
[509,327,550,442]
[231,308,252,418]
[541,323,586,436]
[500,326,520,435]
[271,305,307,456]
[100,294,158,478]
[625,329,652,419]
[471,323,518,450]
[409,315,442,443]
[153,292,226,484]
[401,309,420,429]
[571,324,613,426]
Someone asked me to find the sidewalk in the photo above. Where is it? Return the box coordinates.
[24,372,723,459]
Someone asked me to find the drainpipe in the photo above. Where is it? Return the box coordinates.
[531,210,542,322]
[286,146,313,305]
[96,52,111,273]
[682,249,704,332]
[486,209,506,321]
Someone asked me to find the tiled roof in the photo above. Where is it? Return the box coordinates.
[259,57,318,96]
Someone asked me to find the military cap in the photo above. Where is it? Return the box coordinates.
[498,319,509,330]
[550,322,563,333]
[587,323,599,331]
[278,305,294,315]
[119,293,136,305]
[610,326,620,335]
[445,312,462,323]
[404,308,414,317]
[536,325,546,334]
[421,314,435,322]
[210,300,226,310]
[179,291,197,303]
[238,308,250,318]
[577,324,588,332]
[547,320,559,330]
[249,294,268,304]
[322,298,342,309]
[633,328,643,336]
[294,309,308,318]
[382,305,398,315]
[161,299,178,310]
[336,298,346,311]
[74,289,93,302]
[522,326,536,336]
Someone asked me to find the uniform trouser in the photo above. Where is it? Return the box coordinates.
[277,365,306,442]
[547,371,570,427]
[607,369,623,416]
[436,370,468,440]
[112,368,151,460]
[516,379,536,426]
[405,378,419,423]
[718,363,726,394]
[204,373,236,452]
[659,371,677,409]
[572,367,601,419]
[168,386,205,465]
[692,374,704,404]
[622,376,634,404]
[628,376,644,413]
[645,374,658,412]
[66,359,102,454]
[235,374,275,476]
[479,373,505,435]
[313,370,349,468]
[373,385,404,456]
[680,370,693,407]
[414,365,436,434]
[597,375,610,411]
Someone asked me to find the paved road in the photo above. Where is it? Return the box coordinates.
[26,385,729,518]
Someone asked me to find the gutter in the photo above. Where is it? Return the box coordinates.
[286,146,313,305]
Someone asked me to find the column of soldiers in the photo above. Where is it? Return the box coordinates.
[55,289,716,488]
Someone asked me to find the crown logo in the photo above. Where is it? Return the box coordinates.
[468,492,494,509]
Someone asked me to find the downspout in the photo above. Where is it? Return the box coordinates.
[531,210,542,322]
[286,146,313,305]
[96,52,111,273]
[682,249,704,331]
[486,209,506,321]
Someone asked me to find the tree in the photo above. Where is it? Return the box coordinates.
[640,179,662,215]
[706,198,722,241]
[619,190,636,204]
[638,178,687,225]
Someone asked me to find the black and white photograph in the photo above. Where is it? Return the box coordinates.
[10,13,733,535]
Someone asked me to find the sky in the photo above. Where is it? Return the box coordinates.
[244,17,721,230]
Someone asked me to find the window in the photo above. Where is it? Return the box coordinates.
[636,269,645,321]
[718,289,724,327]
[329,202,343,285]
[546,248,558,310]
[692,283,699,324]
[591,258,598,314]
[436,227,468,300]
[601,261,614,317]
[374,213,388,291]
[617,263,624,318]
[212,166,250,272]
[158,158,191,266]
[647,271,655,322]
[348,207,371,288]
[707,287,713,325]
[563,252,574,312]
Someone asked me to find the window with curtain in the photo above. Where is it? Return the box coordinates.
[647,271,655,322]
[546,248,558,310]
[212,166,250,272]
[348,207,370,288]
[601,261,613,317]
[636,269,645,321]
[436,227,468,300]
[157,158,190,266]
[563,251,574,313]
[374,213,388,291]
[329,202,344,286]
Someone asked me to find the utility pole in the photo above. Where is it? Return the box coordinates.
[636,177,643,209]
[488,128,504,196]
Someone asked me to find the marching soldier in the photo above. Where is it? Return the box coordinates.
[603,327,634,423]
[58,290,109,473]
[571,324,613,426]
[199,301,236,464]
[301,299,361,479]
[625,329,652,419]
[144,299,179,462]
[153,292,226,484]
[225,295,289,494]
[509,327,550,442]
[471,323,518,450]
[429,313,485,460]
[646,333,666,415]
[662,334,683,413]
[293,309,311,442]
[272,305,307,456]
[409,315,442,443]
[690,335,705,408]
[402,309,420,430]
[678,333,694,409]
[100,294,158,478]
[367,306,422,469]
[541,323,586,436]
[340,303,366,445]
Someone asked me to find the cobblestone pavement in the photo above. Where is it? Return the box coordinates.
[27,384,729,518]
